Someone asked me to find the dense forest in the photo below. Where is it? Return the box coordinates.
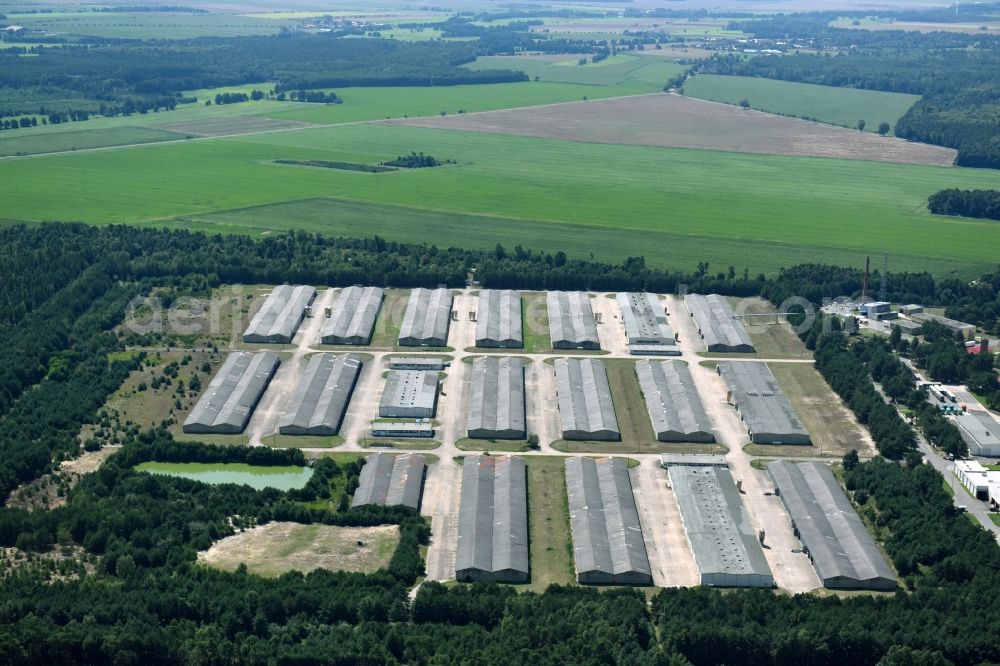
[928,188,1000,221]
[0,223,999,662]
[0,35,527,117]
[703,14,1000,168]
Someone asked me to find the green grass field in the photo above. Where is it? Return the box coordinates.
[263,79,669,126]
[468,54,685,88]
[683,75,920,133]
[4,121,999,278]
[0,126,187,157]
[525,456,575,591]
[4,11,295,39]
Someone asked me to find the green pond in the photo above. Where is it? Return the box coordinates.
[135,462,313,491]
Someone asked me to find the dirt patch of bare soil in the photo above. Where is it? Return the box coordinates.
[391,93,957,167]
[6,446,119,510]
[198,522,400,576]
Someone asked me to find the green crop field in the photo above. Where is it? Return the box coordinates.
[0,76,670,157]
[468,54,686,87]
[683,75,921,133]
[263,77,676,126]
[0,126,187,157]
[3,121,998,278]
[4,11,295,39]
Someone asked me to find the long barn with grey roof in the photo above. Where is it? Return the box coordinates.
[617,292,679,355]
[278,353,361,435]
[183,352,280,434]
[637,360,715,442]
[717,361,810,445]
[351,453,426,513]
[547,291,600,350]
[668,464,774,588]
[565,457,652,585]
[954,411,1000,457]
[321,286,383,345]
[378,370,439,418]
[768,461,897,590]
[475,289,522,348]
[684,294,755,353]
[243,285,316,344]
[467,357,526,440]
[555,358,620,441]
[399,288,453,347]
[455,455,529,583]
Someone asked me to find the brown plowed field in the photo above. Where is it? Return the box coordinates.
[391,93,957,167]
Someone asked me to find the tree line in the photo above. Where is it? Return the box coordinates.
[928,188,1000,222]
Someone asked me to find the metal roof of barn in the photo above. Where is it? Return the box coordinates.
[683,294,755,353]
[617,292,674,345]
[243,285,316,343]
[321,286,383,345]
[717,362,810,442]
[565,457,651,584]
[467,356,526,439]
[475,290,523,348]
[399,288,453,346]
[636,360,715,442]
[668,465,773,586]
[767,461,896,590]
[555,358,620,440]
[547,291,600,349]
[183,351,280,433]
[277,353,361,435]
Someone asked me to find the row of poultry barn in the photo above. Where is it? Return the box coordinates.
[239,285,758,354]
[344,452,895,591]
[659,454,895,590]
[183,351,812,450]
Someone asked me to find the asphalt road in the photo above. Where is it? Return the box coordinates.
[919,439,1000,541]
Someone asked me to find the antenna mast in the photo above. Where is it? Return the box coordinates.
[879,254,887,302]
[861,256,870,304]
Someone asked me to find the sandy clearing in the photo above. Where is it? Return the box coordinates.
[198,522,399,576]
[390,93,957,167]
